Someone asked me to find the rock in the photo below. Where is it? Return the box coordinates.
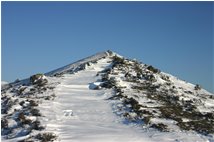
[89,82,102,90]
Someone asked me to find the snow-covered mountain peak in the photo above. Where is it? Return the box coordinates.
[1,51,214,142]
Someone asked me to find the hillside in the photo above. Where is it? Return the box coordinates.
[1,51,214,142]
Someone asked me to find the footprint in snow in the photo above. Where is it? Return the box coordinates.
[63,110,73,116]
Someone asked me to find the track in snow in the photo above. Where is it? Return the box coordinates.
[39,58,154,142]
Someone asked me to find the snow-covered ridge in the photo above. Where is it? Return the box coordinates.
[7,51,116,87]
[45,51,115,76]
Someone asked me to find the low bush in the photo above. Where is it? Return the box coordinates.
[1,118,8,129]
[30,108,41,116]
[194,84,201,90]
[112,56,125,64]
[161,75,170,81]
[31,120,45,130]
[151,123,168,132]
[30,74,48,86]
[18,87,27,95]
[36,132,57,142]
[107,50,113,55]
[18,112,32,124]
[29,100,38,106]
[147,65,160,73]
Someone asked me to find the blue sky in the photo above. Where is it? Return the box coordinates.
[2,2,214,93]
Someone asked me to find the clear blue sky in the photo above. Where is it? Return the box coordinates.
[2,2,214,93]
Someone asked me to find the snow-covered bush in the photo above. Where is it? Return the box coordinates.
[18,112,32,125]
[147,65,160,73]
[36,132,57,142]
[30,73,48,86]
[112,55,125,64]
[160,74,170,81]
[1,119,8,129]
[107,50,113,56]
[30,108,41,116]
[151,123,168,132]
[31,120,44,130]
[194,84,201,90]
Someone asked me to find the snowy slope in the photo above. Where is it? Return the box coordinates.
[1,51,214,142]
[1,81,8,86]
[45,51,109,76]
[39,58,155,142]
[1,81,9,90]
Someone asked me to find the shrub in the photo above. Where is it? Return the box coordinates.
[151,123,168,132]
[112,56,125,64]
[18,87,27,95]
[18,112,32,124]
[147,65,160,73]
[51,94,56,98]
[108,93,124,100]
[19,101,25,106]
[31,120,45,130]
[30,74,48,86]
[178,119,214,134]
[1,118,8,129]
[100,81,114,88]
[29,100,38,106]
[194,84,201,90]
[30,88,36,91]
[147,74,156,82]
[123,97,142,113]
[36,132,57,142]
[134,64,143,75]
[107,50,113,55]
[161,75,170,81]
[101,74,109,82]
[30,108,41,116]
[143,116,151,124]
[210,95,214,99]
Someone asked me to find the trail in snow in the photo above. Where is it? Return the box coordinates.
[39,58,212,142]
[39,58,154,142]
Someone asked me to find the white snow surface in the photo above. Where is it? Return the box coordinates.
[1,81,9,89]
[45,51,109,76]
[1,81,8,86]
[38,58,212,142]
[39,58,155,142]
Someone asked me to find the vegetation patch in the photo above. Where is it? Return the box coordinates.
[178,119,214,134]
[30,73,48,86]
[35,132,57,142]
[150,123,169,132]
[18,112,32,125]
[30,108,41,116]
[157,97,214,134]
[147,65,160,73]
[1,118,8,129]
[31,120,45,130]
[194,84,201,90]
[112,56,125,65]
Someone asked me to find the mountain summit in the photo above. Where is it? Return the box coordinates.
[1,51,214,142]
